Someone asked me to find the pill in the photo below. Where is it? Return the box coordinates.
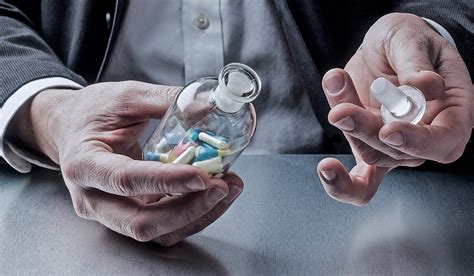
[206,131,229,142]
[200,142,215,150]
[173,140,193,156]
[155,137,168,152]
[192,156,223,174]
[198,132,229,150]
[214,173,224,179]
[165,133,183,145]
[195,147,218,161]
[164,151,177,163]
[218,149,232,157]
[144,152,168,162]
[172,146,196,164]
[188,128,201,141]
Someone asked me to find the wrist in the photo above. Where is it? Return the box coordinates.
[8,88,76,165]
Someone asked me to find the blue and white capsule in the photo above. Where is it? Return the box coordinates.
[144,151,168,162]
[198,132,229,150]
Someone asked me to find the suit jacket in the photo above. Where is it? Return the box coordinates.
[0,0,472,165]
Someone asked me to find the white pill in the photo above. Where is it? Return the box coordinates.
[156,137,168,152]
[192,156,223,174]
[172,146,196,164]
[198,132,229,149]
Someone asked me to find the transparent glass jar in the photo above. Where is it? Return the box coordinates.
[143,63,261,177]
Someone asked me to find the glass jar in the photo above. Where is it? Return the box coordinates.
[143,63,261,177]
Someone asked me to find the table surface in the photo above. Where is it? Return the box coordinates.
[0,155,473,275]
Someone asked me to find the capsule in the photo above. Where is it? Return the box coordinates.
[188,128,201,142]
[165,133,183,145]
[195,147,218,161]
[198,132,229,150]
[218,149,232,157]
[172,146,196,164]
[173,140,194,156]
[144,151,168,162]
[200,142,215,150]
[155,137,168,152]
[164,151,178,163]
[192,156,223,174]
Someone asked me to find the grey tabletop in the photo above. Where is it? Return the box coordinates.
[0,155,473,275]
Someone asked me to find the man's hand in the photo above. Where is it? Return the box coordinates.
[317,13,473,205]
[11,81,243,246]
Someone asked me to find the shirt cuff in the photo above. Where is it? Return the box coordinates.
[0,77,84,173]
[422,17,457,49]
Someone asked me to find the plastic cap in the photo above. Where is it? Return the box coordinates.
[370,77,412,117]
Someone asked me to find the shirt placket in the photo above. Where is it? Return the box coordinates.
[182,0,224,83]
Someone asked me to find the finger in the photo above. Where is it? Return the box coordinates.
[110,81,182,118]
[346,136,425,168]
[329,103,415,161]
[154,173,244,247]
[377,27,445,100]
[63,149,212,196]
[71,178,230,242]
[317,157,389,206]
[379,120,469,164]
[322,69,363,107]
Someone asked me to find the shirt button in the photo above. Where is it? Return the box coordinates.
[194,13,210,30]
[105,12,112,29]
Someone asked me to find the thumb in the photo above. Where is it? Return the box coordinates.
[112,81,182,119]
[389,37,445,101]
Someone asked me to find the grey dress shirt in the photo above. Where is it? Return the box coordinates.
[101,0,324,154]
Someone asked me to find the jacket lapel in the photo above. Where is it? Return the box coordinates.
[96,0,128,82]
[273,0,350,153]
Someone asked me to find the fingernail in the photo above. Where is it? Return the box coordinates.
[320,170,336,182]
[333,116,355,131]
[207,187,227,205]
[324,72,345,95]
[383,132,405,146]
[186,175,206,190]
[419,70,444,81]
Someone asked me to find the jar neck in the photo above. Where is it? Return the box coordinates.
[212,83,245,113]
[212,63,261,113]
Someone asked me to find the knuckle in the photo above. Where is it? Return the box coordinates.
[158,85,181,102]
[325,187,345,200]
[128,216,155,242]
[110,166,135,196]
[440,144,465,164]
[150,163,171,194]
[411,137,430,157]
[353,188,377,206]
[358,146,382,165]
[62,157,96,186]
[156,235,180,247]
[178,208,197,226]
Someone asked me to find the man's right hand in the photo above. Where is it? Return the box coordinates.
[10,81,244,246]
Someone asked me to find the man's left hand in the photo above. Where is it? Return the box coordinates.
[317,13,473,205]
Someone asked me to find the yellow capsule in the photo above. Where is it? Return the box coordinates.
[198,132,229,150]
[192,156,223,174]
[218,149,232,157]
[164,150,177,163]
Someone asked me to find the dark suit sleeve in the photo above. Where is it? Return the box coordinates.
[393,0,474,170]
[0,3,87,106]
[393,0,474,79]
